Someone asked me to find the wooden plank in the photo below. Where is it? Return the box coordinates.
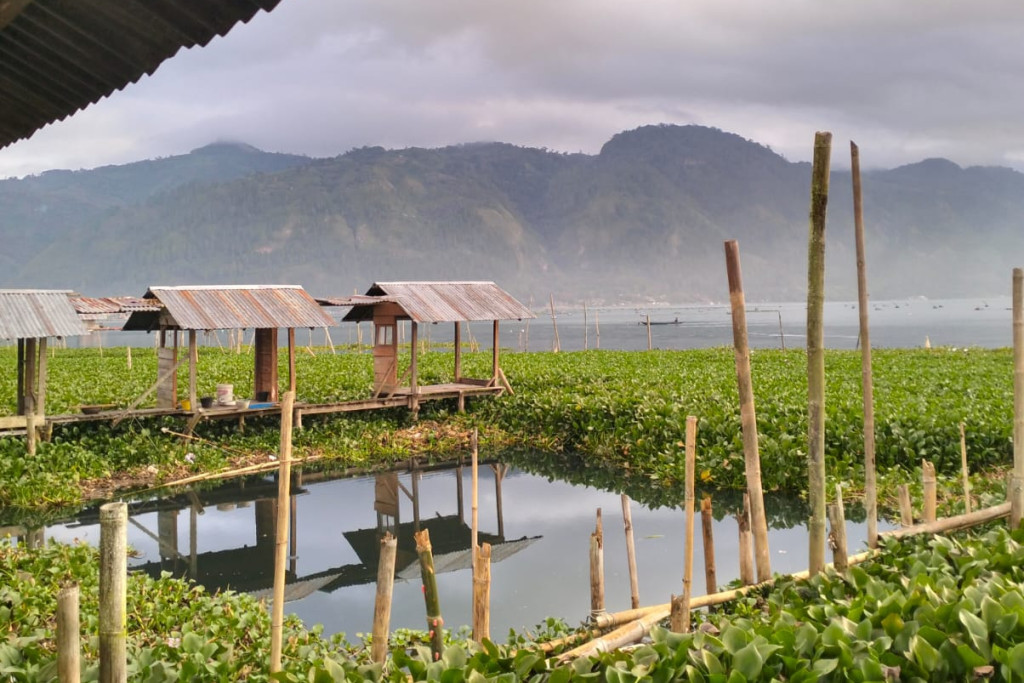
[0,415,29,430]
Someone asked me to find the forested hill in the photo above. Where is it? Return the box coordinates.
[3,125,1023,303]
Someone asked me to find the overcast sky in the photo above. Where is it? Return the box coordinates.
[2,0,1023,178]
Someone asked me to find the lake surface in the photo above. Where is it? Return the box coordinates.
[38,464,891,641]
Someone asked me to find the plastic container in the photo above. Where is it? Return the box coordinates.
[200,396,215,409]
[216,383,234,405]
[181,399,191,411]
[236,399,251,409]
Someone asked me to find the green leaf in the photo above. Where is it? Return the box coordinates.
[731,642,763,680]
[959,609,991,660]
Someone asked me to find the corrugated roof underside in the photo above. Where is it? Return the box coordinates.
[0,0,282,150]
[0,290,90,339]
[150,286,335,330]
[360,282,535,323]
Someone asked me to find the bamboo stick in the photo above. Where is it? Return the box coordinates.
[473,542,492,642]
[549,294,561,353]
[723,239,771,582]
[270,390,295,674]
[583,301,589,351]
[646,314,652,350]
[883,501,1010,539]
[57,584,80,683]
[700,495,717,596]
[851,141,878,549]
[737,492,754,585]
[99,502,126,683]
[922,460,937,523]
[828,484,848,572]
[1014,268,1024,528]
[415,529,445,660]
[960,422,972,514]
[371,533,398,663]
[590,508,605,618]
[898,484,914,526]
[806,130,832,576]
[595,310,600,350]
[621,494,640,609]
[680,416,697,631]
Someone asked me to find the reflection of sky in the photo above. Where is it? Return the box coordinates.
[40,467,896,642]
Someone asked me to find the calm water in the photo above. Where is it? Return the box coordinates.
[37,465,892,640]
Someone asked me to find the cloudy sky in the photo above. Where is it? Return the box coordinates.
[2,0,1023,178]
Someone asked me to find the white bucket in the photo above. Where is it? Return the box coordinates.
[216,383,234,405]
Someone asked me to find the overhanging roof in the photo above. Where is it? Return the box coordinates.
[0,289,90,340]
[122,285,336,331]
[327,281,535,324]
[0,0,283,151]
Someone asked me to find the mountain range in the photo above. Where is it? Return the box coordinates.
[2,125,1022,304]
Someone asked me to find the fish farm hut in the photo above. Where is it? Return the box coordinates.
[0,290,90,433]
[121,285,335,411]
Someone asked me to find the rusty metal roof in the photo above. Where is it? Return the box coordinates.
[0,289,90,339]
[70,295,159,315]
[123,285,336,331]
[335,281,535,324]
[0,0,282,151]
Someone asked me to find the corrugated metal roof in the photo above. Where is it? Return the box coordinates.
[337,282,535,323]
[0,0,282,151]
[70,295,159,315]
[125,285,335,331]
[0,289,90,339]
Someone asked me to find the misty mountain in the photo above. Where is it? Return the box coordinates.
[2,125,1023,304]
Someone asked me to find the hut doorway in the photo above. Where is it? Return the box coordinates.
[373,317,398,395]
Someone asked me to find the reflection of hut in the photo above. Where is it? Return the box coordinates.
[318,281,534,415]
[122,285,335,410]
[0,290,89,433]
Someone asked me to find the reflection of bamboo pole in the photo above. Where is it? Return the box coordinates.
[621,495,640,609]
[472,542,492,642]
[724,240,771,582]
[922,460,937,523]
[58,584,81,683]
[737,492,754,585]
[549,294,560,353]
[898,484,913,526]
[99,502,126,683]
[270,390,295,674]
[371,533,397,663]
[828,484,848,571]
[1014,268,1024,528]
[960,423,972,514]
[589,508,604,618]
[806,131,832,576]
[851,141,878,549]
[415,529,445,660]
[701,496,717,595]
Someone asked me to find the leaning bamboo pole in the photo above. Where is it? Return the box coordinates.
[371,533,398,663]
[621,494,640,609]
[851,141,878,549]
[549,294,561,353]
[415,529,445,660]
[57,584,80,683]
[1013,268,1024,528]
[269,390,295,674]
[723,239,771,582]
[99,502,127,683]
[806,131,832,576]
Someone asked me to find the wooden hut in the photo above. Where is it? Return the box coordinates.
[122,285,335,411]
[0,290,89,433]
[317,281,534,415]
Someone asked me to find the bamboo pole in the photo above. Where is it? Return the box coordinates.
[549,294,561,352]
[1013,268,1024,528]
[595,310,600,350]
[99,502,127,683]
[621,494,640,609]
[960,422,972,514]
[525,295,533,350]
[471,429,479,553]
[590,508,605,618]
[675,416,698,632]
[371,533,398,663]
[723,239,771,582]
[737,492,754,585]
[828,485,848,572]
[806,130,832,576]
[851,141,878,549]
[776,310,786,351]
[700,495,717,596]
[472,542,492,642]
[898,484,913,526]
[36,337,46,418]
[922,460,937,523]
[646,314,652,350]
[270,390,295,674]
[583,301,589,351]
[884,501,1010,539]
[57,584,80,683]
[415,529,445,660]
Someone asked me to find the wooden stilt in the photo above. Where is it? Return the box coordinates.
[621,494,640,609]
[57,584,80,683]
[898,484,914,526]
[415,529,445,660]
[590,508,605,618]
[270,391,295,673]
[922,460,937,523]
[99,502,127,683]
[701,496,717,596]
[371,533,397,663]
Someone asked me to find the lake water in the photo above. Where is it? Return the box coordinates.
[37,464,891,641]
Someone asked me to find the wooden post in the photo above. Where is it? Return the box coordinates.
[549,294,560,352]
[99,502,127,683]
[25,391,36,456]
[589,508,605,618]
[287,328,296,395]
[960,422,972,514]
[621,495,640,609]
[828,484,848,572]
[680,416,698,631]
[410,323,419,394]
[646,314,652,350]
[371,533,398,663]
[806,131,832,576]
[188,330,198,411]
[16,338,24,415]
[270,390,296,674]
[454,322,462,382]
[57,584,80,683]
[922,460,937,523]
[737,492,754,585]
[700,496,717,595]
[776,310,786,351]
[583,301,589,351]
[415,529,445,660]
[898,484,913,526]
[1013,268,1024,528]
[724,240,771,582]
[471,429,479,553]
[492,320,500,383]
[472,542,492,642]
[325,327,335,355]
[25,337,36,417]
[851,141,878,549]
[37,337,47,417]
